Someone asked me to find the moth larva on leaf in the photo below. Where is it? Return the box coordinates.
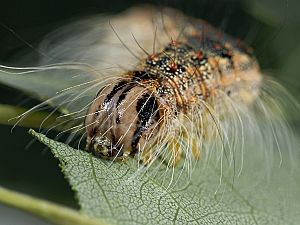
[2,6,299,181]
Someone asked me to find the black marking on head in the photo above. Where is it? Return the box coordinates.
[103,81,127,106]
[95,86,106,98]
[116,84,135,108]
[131,94,159,152]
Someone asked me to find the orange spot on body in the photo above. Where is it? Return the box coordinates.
[196,51,204,60]
[170,62,177,70]
[149,54,155,60]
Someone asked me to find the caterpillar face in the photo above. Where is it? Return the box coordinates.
[85,81,161,159]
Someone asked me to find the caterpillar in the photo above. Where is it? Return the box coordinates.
[2,5,298,178]
[83,6,261,167]
[85,29,261,165]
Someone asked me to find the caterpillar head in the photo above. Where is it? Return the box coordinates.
[85,81,161,160]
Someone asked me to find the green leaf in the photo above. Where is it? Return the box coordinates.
[30,129,300,225]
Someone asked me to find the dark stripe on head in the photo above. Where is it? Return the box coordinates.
[131,94,159,152]
[116,84,135,108]
[103,81,128,105]
[95,86,105,98]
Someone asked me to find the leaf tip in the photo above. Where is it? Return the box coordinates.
[28,128,44,143]
[28,128,39,138]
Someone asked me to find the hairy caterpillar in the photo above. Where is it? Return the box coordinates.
[2,5,299,179]
[85,26,261,165]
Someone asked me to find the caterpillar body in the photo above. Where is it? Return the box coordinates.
[4,6,298,175]
[80,6,263,168]
[85,32,261,165]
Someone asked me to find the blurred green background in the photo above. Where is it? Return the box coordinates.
[0,0,299,224]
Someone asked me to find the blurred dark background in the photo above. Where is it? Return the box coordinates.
[0,0,299,224]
